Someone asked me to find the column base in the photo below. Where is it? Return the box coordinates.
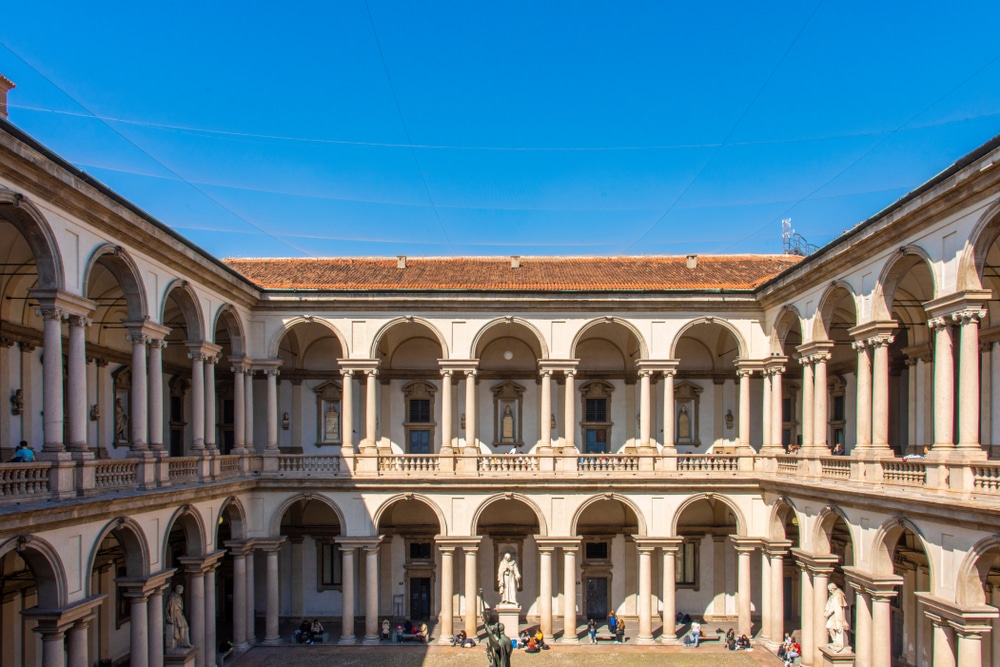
[636,636,657,645]
[559,635,580,644]
[819,645,855,667]
[338,635,357,645]
[262,636,281,646]
[164,648,196,667]
[362,635,381,645]
[659,635,680,645]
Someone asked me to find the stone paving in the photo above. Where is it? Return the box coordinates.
[229,642,785,667]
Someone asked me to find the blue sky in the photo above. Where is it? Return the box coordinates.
[1,1,999,258]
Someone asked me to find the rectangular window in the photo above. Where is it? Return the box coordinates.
[833,394,845,422]
[585,541,609,561]
[409,399,431,423]
[320,543,343,587]
[585,398,607,423]
[409,429,431,454]
[781,397,792,423]
[675,541,698,587]
[409,542,432,561]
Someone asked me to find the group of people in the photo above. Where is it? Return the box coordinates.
[449,629,477,648]
[517,629,548,652]
[778,633,802,666]
[724,628,752,651]
[293,619,324,644]
[8,441,35,462]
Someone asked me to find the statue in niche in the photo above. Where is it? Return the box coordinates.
[10,388,23,416]
[501,405,514,443]
[678,405,691,440]
[114,398,128,443]
[165,584,192,649]
[825,583,849,652]
[282,411,290,431]
[497,552,521,605]
[324,408,340,442]
[725,409,734,430]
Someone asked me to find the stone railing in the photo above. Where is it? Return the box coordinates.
[820,457,851,480]
[168,457,199,483]
[577,454,638,473]
[0,462,50,499]
[481,455,539,473]
[882,461,927,487]
[277,455,342,474]
[972,463,1000,493]
[94,460,138,490]
[218,455,241,478]
[776,455,800,475]
[678,455,739,473]
[378,454,439,474]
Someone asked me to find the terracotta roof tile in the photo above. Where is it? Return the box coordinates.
[222,255,801,292]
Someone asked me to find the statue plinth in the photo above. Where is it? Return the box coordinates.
[496,602,521,636]
[164,647,196,667]
[820,645,855,667]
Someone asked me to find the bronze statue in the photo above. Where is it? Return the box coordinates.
[480,588,512,667]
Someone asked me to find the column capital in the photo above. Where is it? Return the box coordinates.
[335,536,384,550]
[123,318,171,341]
[764,355,788,374]
[923,289,991,320]
[731,537,763,554]
[229,355,252,373]
[634,537,684,552]
[21,594,107,631]
[223,540,256,557]
[178,550,227,575]
[796,340,835,358]
[338,359,381,374]
[791,548,840,574]
[914,592,999,630]
[251,357,283,375]
[435,537,482,550]
[951,308,986,325]
[538,359,580,374]
[254,537,287,553]
[636,359,679,374]
[185,340,222,360]
[28,288,95,318]
[118,568,177,597]
[67,314,93,328]
[842,565,902,597]
[848,320,897,343]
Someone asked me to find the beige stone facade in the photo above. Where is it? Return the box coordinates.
[1,120,1000,667]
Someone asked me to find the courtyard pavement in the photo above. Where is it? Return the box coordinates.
[228,642,785,667]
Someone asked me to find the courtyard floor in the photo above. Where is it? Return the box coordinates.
[229,642,785,667]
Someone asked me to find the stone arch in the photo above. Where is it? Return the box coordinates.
[471,317,549,360]
[570,316,646,360]
[269,492,348,537]
[958,197,1000,291]
[87,517,150,588]
[0,188,64,290]
[470,493,549,537]
[162,505,207,561]
[872,246,938,322]
[770,305,804,355]
[955,535,1000,606]
[82,243,148,321]
[870,517,934,584]
[370,317,449,360]
[669,317,746,359]
[766,496,802,543]
[570,493,647,537]
[161,279,207,342]
[0,535,67,608]
[268,316,348,360]
[216,496,249,541]
[812,505,858,559]
[671,493,747,537]
[814,280,859,341]
[212,304,246,357]
[372,493,449,537]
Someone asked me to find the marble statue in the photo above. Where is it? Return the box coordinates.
[165,584,192,649]
[497,552,521,605]
[825,583,849,652]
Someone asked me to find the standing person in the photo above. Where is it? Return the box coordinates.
[588,619,597,644]
[607,610,617,637]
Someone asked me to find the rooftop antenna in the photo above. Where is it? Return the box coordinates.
[782,218,818,257]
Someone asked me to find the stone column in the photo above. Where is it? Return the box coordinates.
[463,545,479,638]
[189,573,207,667]
[762,370,772,449]
[149,341,167,450]
[244,370,255,452]
[930,317,954,451]
[67,616,94,667]
[339,544,356,643]
[245,544,256,645]
[264,545,281,644]
[637,544,654,643]
[992,348,1000,457]
[204,565,218,666]
[736,368,753,447]
[35,623,67,667]
[930,618,956,667]
[229,549,247,647]
[464,369,477,451]
[799,561,814,667]
[204,355,217,450]
[801,358,815,449]
[855,590,873,667]
[662,370,676,451]
[341,369,354,452]
[638,370,651,447]
[564,371,576,450]
[813,352,830,447]
[264,367,280,452]
[735,542,753,638]
[760,547,772,646]
[437,544,455,644]
[905,357,918,454]
[147,586,166,667]
[660,542,680,643]
[289,536,304,619]
[871,335,894,451]
[540,369,553,447]
[956,628,985,667]
[871,592,894,667]
[538,544,554,639]
[440,369,453,452]
[363,544,381,643]
[854,340,872,449]
[772,369,784,448]
[561,544,579,643]
[67,315,91,451]
[230,363,245,452]
[712,536,727,619]
[40,307,67,453]
[768,546,788,646]
[365,370,379,449]
[128,592,150,667]
[954,309,985,451]
[812,568,832,667]
[187,349,206,450]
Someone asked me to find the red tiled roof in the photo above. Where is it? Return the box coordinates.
[222,255,801,291]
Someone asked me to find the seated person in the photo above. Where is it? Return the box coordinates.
[738,633,750,650]
[785,641,801,666]
[310,619,324,642]
[525,637,540,653]
[418,622,429,642]
[519,630,531,648]
[534,630,548,649]
[403,620,414,635]
[295,619,312,644]
[726,628,736,650]
[451,630,467,646]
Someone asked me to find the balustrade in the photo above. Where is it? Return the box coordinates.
[94,460,138,490]
[168,457,199,482]
[0,462,50,498]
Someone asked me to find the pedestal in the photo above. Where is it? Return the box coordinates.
[496,603,521,637]
[164,648,196,667]
[820,645,856,667]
